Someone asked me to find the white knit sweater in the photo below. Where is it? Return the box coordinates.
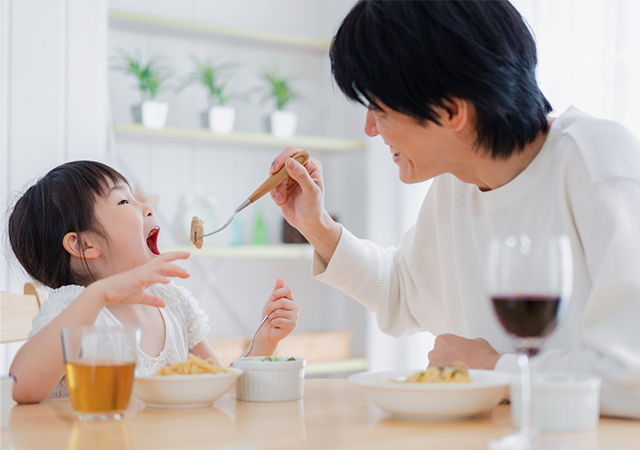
[314,106,640,418]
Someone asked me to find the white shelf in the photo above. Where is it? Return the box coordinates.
[109,10,330,53]
[113,123,366,152]
[160,244,314,260]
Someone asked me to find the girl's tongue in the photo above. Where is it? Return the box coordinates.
[147,227,160,255]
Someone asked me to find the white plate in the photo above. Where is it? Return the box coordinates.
[349,369,510,421]
[133,368,243,409]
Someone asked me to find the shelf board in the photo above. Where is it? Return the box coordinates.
[109,10,330,53]
[305,358,368,376]
[113,123,366,152]
[160,244,314,260]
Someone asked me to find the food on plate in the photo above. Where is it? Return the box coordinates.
[155,354,227,376]
[403,361,471,383]
[190,216,204,249]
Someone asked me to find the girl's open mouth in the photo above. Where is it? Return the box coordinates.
[147,226,160,255]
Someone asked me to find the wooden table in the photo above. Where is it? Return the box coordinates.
[2,379,639,450]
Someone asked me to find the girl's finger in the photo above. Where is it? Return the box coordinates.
[141,273,170,286]
[267,309,298,324]
[269,317,296,330]
[264,299,296,316]
[140,294,166,308]
[157,262,190,278]
[269,286,293,301]
[271,277,286,293]
[158,251,191,261]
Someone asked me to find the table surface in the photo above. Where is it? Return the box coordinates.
[3,379,639,450]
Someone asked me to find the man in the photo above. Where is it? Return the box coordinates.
[270,0,640,418]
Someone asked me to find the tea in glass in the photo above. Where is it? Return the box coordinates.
[61,326,140,421]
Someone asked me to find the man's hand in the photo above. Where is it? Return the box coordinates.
[428,334,500,370]
[269,147,341,265]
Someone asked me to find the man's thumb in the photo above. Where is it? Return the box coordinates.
[285,158,315,191]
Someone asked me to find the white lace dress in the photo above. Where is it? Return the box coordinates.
[28,281,210,397]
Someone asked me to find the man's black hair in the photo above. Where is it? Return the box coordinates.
[330,0,552,159]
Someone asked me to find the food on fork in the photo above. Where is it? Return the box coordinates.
[404,361,471,383]
[190,216,204,249]
[155,354,227,376]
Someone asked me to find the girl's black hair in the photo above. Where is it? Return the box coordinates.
[8,160,128,289]
[330,0,552,158]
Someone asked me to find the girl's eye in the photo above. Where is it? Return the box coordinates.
[118,199,129,205]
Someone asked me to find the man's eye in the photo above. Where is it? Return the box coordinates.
[118,199,129,205]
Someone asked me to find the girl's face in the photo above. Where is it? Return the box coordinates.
[91,180,160,277]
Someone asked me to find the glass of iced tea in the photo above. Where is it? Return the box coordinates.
[61,326,140,421]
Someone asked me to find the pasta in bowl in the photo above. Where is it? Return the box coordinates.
[133,355,242,408]
[349,366,510,421]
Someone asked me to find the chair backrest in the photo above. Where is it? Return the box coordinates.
[0,285,42,343]
[23,282,46,307]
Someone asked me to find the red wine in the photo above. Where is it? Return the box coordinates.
[491,295,561,338]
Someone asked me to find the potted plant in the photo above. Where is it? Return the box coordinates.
[111,49,172,129]
[256,63,300,138]
[179,56,243,134]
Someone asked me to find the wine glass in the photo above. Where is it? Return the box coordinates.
[486,234,573,450]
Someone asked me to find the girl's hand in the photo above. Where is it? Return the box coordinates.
[256,277,299,347]
[91,251,190,307]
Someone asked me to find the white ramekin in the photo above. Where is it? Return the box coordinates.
[510,372,601,431]
[232,357,306,402]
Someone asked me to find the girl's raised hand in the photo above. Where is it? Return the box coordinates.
[92,251,190,307]
[257,277,299,346]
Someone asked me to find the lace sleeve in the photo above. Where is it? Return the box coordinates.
[155,282,210,350]
[27,285,86,339]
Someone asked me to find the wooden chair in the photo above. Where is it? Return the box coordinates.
[1,283,44,344]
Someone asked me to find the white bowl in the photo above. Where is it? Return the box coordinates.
[133,368,242,408]
[349,369,510,421]
[232,356,305,402]
[510,372,601,431]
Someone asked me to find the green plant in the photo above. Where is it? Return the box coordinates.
[111,49,172,101]
[179,55,243,107]
[257,62,299,111]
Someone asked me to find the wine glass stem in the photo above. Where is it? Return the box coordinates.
[518,353,534,436]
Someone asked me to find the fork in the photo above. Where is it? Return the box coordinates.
[193,150,310,244]
[238,314,270,359]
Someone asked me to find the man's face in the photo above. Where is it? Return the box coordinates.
[364,101,462,184]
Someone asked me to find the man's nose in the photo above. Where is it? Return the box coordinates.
[364,109,379,137]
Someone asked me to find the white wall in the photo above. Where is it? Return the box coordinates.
[1,0,109,373]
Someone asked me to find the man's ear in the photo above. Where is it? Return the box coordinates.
[441,97,469,133]
[62,232,101,260]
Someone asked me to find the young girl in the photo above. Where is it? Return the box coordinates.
[8,160,299,403]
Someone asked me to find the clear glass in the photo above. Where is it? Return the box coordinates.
[486,235,573,450]
[61,326,140,421]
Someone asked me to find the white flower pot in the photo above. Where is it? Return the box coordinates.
[270,110,298,138]
[142,101,168,129]
[208,106,236,134]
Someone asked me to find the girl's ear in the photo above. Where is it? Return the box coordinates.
[62,232,101,260]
